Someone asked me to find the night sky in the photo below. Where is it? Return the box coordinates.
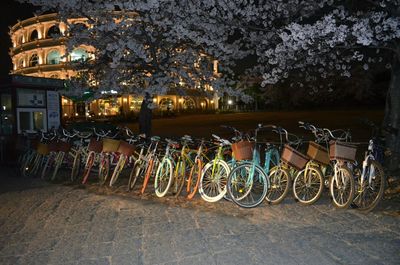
[0,0,37,79]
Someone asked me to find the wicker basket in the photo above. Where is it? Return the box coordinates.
[58,141,72,153]
[36,143,50,155]
[329,141,356,162]
[307,141,329,165]
[117,141,135,156]
[88,138,103,153]
[281,144,309,170]
[231,141,254,161]
[48,141,59,152]
[102,138,120,153]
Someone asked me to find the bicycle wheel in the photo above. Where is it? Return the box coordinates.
[329,165,355,209]
[198,159,230,202]
[51,152,65,181]
[173,160,186,197]
[128,159,145,191]
[293,166,324,205]
[227,163,269,208]
[353,160,385,212]
[187,159,202,199]
[141,158,155,194]
[154,158,174,197]
[265,166,291,205]
[82,152,95,184]
[109,155,127,187]
[71,152,81,182]
[98,156,110,185]
[41,153,55,180]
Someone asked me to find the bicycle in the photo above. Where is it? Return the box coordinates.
[296,122,355,208]
[227,124,271,208]
[198,134,232,202]
[352,119,396,212]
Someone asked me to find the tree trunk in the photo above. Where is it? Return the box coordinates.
[383,54,400,176]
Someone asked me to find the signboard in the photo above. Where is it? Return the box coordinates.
[46,91,60,130]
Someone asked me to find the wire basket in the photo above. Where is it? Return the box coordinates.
[117,141,135,156]
[307,141,330,165]
[88,138,103,153]
[281,144,309,170]
[329,141,357,162]
[231,141,254,161]
[102,139,120,153]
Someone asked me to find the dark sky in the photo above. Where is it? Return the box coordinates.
[0,0,37,79]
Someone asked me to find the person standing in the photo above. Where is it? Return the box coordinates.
[138,92,154,137]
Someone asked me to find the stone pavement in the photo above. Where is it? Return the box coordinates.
[0,171,399,265]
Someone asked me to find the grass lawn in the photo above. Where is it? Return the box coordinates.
[122,109,384,142]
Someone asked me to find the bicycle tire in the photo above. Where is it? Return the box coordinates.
[187,159,202,199]
[198,159,230,202]
[329,165,355,209]
[41,153,55,180]
[174,160,186,197]
[292,166,324,205]
[51,152,65,181]
[71,152,81,182]
[128,159,145,191]
[227,162,269,208]
[82,152,95,184]
[109,155,127,187]
[265,166,291,205]
[98,156,110,185]
[141,158,154,194]
[353,160,385,212]
[154,158,174,197]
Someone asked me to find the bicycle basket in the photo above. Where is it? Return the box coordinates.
[307,141,329,165]
[36,143,50,155]
[281,144,309,170]
[329,141,356,162]
[231,141,254,161]
[117,141,135,156]
[58,141,72,153]
[88,138,103,153]
[102,138,120,153]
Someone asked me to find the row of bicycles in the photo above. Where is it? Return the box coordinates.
[18,120,393,212]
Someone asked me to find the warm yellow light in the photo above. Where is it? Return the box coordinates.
[178,98,183,103]
[123,98,128,103]
[63,99,68,104]
[98,112,102,116]
[64,113,67,116]
[153,98,157,103]
[75,113,78,116]
[210,100,214,104]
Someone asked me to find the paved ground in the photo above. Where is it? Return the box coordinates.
[0,167,399,265]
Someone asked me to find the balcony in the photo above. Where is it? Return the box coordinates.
[12,62,72,75]
[10,37,67,56]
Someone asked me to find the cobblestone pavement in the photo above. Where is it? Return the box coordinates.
[0,170,399,265]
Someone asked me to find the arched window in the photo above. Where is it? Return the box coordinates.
[183,97,195,110]
[47,25,60,38]
[71,48,88,62]
[29,54,39,67]
[30,29,38,41]
[18,58,24,68]
[47,50,60,64]
[159,98,174,111]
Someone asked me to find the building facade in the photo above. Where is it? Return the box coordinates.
[9,13,218,119]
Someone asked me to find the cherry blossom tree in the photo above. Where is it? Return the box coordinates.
[20,0,400,169]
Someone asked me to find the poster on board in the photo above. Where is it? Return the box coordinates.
[46,91,60,130]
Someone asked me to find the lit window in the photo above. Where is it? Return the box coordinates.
[29,54,39,67]
[47,50,60,64]
[71,48,88,62]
